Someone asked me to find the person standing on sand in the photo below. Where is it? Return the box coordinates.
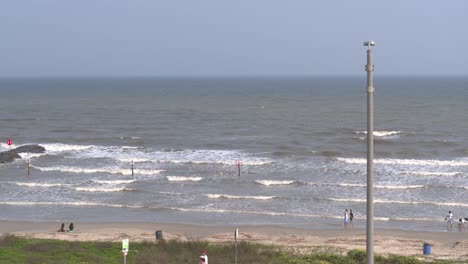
[461,218,466,232]
[199,255,206,264]
[201,249,208,264]
[445,211,453,231]
[57,223,65,232]
[68,222,74,232]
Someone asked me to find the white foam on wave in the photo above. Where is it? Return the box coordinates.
[41,143,92,152]
[255,180,295,186]
[355,130,401,137]
[116,158,152,163]
[169,207,322,218]
[15,182,64,188]
[166,176,203,182]
[92,179,136,184]
[206,194,275,200]
[0,143,16,149]
[312,183,423,190]
[159,191,183,196]
[119,136,141,140]
[75,187,127,192]
[337,157,468,167]
[17,153,47,159]
[334,183,366,188]
[34,142,274,167]
[403,171,461,176]
[31,165,164,175]
[0,201,143,209]
[328,198,468,208]
[375,185,424,189]
[308,182,364,188]
[77,146,273,166]
[149,149,273,166]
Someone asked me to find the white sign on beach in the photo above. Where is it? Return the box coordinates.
[122,239,129,253]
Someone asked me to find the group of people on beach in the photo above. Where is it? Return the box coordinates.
[57,222,74,233]
[445,211,467,232]
[344,209,354,229]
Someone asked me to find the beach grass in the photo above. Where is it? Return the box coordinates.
[0,234,455,264]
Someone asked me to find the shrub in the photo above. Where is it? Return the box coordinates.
[0,234,19,247]
[386,255,421,264]
[347,249,366,263]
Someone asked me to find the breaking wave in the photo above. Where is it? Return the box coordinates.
[327,198,468,208]
[402,171,461,176]
[38,143,274,166]
[255,180,296,186]
[74,187,129,192]
[336,157,468,167]
[31,165,164,175]
[206,194,276,200]
[0,201,143,209]
[166,176,203,182]
[14,182,65,188]
[355,130,401,137]
[91,179,136,184]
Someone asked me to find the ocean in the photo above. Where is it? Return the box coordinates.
[0,77,467,231]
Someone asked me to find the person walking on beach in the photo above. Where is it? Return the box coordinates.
[349,209,354,229]
[445,211,453,231]
[344,209,350,229]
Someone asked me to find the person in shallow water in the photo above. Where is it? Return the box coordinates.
[344,209,350,229]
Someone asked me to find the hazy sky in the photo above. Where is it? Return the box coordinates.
[1,1,467,77]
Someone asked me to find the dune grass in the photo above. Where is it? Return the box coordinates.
[0,234,455,264]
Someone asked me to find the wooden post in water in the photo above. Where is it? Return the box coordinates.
[236,160,241,178]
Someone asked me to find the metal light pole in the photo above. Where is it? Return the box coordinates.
[364,40,375,264]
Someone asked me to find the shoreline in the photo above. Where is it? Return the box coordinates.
[1,220,467,260]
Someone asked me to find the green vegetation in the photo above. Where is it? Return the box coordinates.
[0,234,457,264]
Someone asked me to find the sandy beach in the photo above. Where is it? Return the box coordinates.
[1,221,468,261]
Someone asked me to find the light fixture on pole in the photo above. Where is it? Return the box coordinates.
[363,40,375,264]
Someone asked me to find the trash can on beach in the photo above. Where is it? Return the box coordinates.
[155,230,163,240]
[423,243,431,255]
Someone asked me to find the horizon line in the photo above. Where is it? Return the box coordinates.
[0,74,467,80]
